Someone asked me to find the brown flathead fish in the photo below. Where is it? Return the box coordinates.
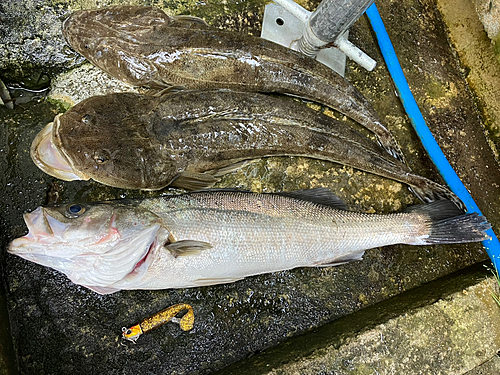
[62,5,405,162]
[31,90,463,210]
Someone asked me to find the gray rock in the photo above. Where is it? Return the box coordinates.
[473,0,500,40]
[0,0,79,82]
[217,264,500,375]
[49,64,139,106]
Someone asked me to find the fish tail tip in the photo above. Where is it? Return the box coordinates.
[425,212,491,244]
[407,201,491,244]
[408,180,466,213]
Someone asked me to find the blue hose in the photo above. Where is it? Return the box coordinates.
[365,3,500,271]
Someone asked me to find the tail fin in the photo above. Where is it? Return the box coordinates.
[405,200,491,245]
[371,121,407,164]
[425,213,491,244]
[407,176,466,213]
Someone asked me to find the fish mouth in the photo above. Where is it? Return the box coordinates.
[7,207,74,269]
[9,207,69,250]
[30,116,89,181]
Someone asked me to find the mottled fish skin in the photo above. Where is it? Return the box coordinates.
[34,90,463,209]
[8,189,490,294]
[62,5,405,162]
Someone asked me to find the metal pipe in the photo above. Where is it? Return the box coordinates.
[270,0,376,71]
[309,0,374,44]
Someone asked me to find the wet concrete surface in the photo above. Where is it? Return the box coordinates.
[0,0,499,374]
[216,262,500,375]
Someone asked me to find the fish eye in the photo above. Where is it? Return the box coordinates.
[82,114,92,124]
[93,150,111,165]
[94,155,107,164]
[66,204,86,218]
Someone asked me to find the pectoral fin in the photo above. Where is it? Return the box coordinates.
[170,171,220,190]
[208,159,258,178]
[166,240,213,257]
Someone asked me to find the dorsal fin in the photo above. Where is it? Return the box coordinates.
[278,188,348,210]
[186,187,348,210]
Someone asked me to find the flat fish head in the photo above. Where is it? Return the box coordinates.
[62,5,174,48]
[30,117,88,182]
[34,93,180,190]
[62,6,175,86]
[8,200,163,293]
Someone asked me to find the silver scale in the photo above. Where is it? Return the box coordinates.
[260,0,376,76]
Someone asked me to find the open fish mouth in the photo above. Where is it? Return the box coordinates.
[30,116,89,181]
[9,205,162,292]
[9,207,69,250]
[7,207,78,270]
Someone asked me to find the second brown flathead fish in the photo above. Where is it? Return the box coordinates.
[31,90,463,210]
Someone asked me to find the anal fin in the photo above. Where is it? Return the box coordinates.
[310,251,365,267]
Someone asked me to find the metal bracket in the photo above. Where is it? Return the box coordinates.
[261,3,348,76]
[261,0,376,77]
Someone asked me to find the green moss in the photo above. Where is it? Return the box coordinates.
[45,97,72,112]
[426,78,447,99]
[493,34,500,57]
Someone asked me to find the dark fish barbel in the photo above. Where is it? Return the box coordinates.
[31,90,464,210]
[62,5,405,162]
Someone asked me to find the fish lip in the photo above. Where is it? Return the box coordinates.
[30,115,90,181]
[8,207,59,252]
[61,14,73,44]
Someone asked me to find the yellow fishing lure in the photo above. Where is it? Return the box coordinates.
[122,303,194,343]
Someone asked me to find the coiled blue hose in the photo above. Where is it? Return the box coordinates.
[365,3,500,271]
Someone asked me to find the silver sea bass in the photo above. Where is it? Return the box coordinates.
[8,189,490,294]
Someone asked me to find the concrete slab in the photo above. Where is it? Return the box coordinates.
[216,263,500,374]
